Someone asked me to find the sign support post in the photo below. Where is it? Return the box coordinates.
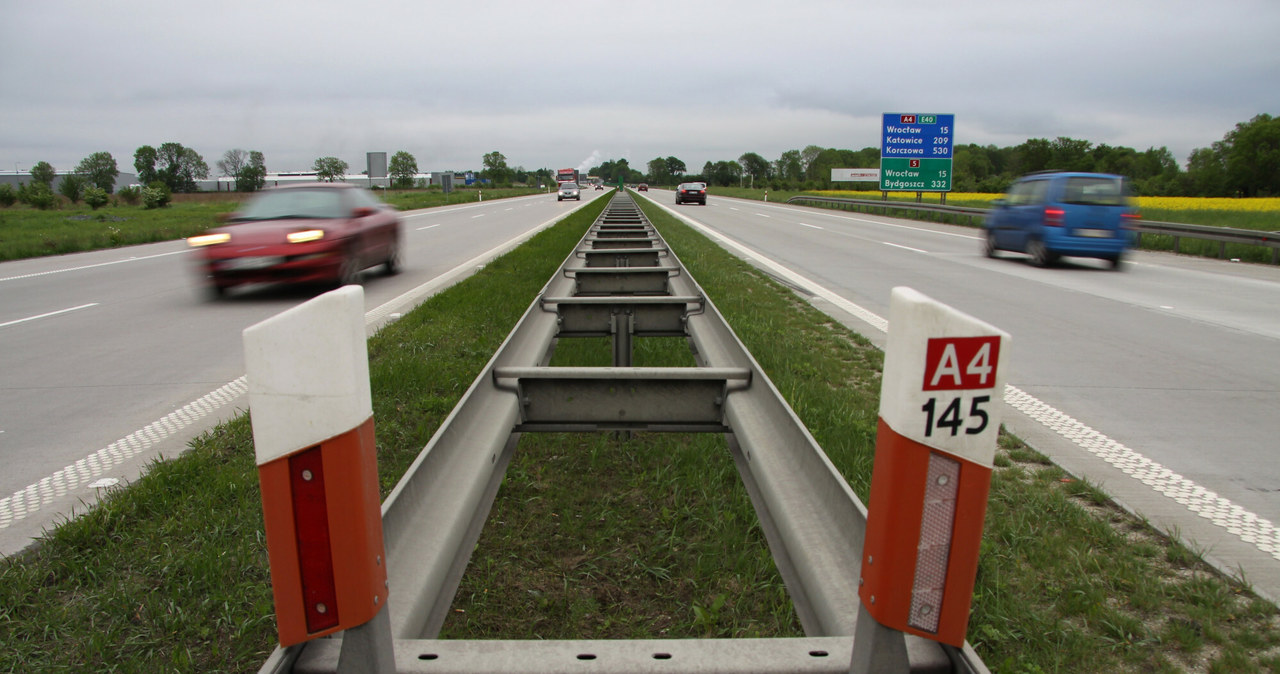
[851,287,1009,671]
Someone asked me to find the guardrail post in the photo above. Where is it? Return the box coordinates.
[852,287,1009,669]
[244,286,394,673]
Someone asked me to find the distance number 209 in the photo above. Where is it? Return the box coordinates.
[921,395,990,437]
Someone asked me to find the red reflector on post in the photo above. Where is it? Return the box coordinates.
[289,446,341,633]
[908,452,961,634]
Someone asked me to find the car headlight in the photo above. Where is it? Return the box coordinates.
[188,233,231,247]
[287,229,325,244]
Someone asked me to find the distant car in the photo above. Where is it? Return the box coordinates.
[984,171,1138,269]
[187,183,402,298]
[637,183,649,191]
[594,184,604,191]
[675,182,707,205]
[558,182,581,201]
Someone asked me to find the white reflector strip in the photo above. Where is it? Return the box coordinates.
[909,452,961,633]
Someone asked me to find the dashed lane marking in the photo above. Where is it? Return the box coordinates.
[654,197,1280,563]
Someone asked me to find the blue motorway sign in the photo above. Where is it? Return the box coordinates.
[881,113,955,159]
[881,113,955,191]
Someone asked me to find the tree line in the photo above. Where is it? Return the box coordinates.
[628,114,1279,197]
[5,114,1273,211]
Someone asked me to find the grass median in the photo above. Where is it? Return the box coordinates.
[1,193,1276,672]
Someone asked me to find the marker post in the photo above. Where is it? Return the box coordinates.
[244,286,393,672]
[852,287,1009,671]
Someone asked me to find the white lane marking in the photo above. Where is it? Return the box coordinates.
[471,214,486,219]
[754,198,980,240]
[0,377,249,531]
[653,199,1280,563]
[0,210,571,534]
[0,250,188,283]
[1005,386,1280,560]
[755,213,771,218]
[798,223,824,230]
[417,224,441,231]
[884,242,928,254]
[0,303,99,328]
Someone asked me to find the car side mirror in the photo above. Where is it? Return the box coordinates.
[352,206,377,218]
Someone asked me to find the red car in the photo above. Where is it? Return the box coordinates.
[188,183,402,298]
[637,183,648,191]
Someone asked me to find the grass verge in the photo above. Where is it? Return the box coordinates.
[1,193,1276,672]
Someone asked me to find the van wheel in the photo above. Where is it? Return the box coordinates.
[1028,239,1056,267]
[985,230,999,258]
[1107,255,1124,271]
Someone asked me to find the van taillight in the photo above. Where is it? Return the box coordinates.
[1122,212,1141,228]
[1044,208,1065,227]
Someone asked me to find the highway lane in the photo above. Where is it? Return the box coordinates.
[0,189,606,556]
[639,189,1280,601]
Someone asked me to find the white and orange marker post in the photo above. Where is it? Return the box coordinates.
[243,286,392,668]
[852,287,1009,672]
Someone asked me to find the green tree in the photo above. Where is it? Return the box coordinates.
[1221,114,1280,197]
[237,151,267,192]
[0,184,15,207]
[134,145,158,186]
[76,152,119,193]
[30,161,56,188]
[774,150,803,184]
[703,160,741,187]
[665,156,687,179]
[1184,145,1228,197]
[481,151,510,184]
[389,151,418,189]
[313,156,348,182]
[738,152,769,187]
[646,157,670,185]
[84,186,109,210]
[801,145,824,175]
[155,142,209,193]
[58,174,86,203]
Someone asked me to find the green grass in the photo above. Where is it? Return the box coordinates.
[0,201,237,261]
[1,193,1277,672]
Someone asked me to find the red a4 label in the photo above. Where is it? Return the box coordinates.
[922,336,1000,391]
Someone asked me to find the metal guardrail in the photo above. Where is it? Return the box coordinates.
[785,195,1280,264]
[261,192,989,673]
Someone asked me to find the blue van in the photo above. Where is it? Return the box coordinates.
[984,172,1139,269]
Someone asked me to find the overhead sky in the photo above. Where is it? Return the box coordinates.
[2,1,1277,178]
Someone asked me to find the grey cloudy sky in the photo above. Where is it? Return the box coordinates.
[2,0,1277,177]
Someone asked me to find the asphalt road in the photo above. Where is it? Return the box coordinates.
[638,189,1280,602]
[5,186,1278,604]
[0,189,605,556]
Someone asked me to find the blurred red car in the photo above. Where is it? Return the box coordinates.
[188,183,402,298]
[637,183,648,191]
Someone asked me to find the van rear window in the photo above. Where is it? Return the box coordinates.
[1062,177,1131,206]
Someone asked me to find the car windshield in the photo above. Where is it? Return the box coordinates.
[235,189,347,220]
[561,183,578,190]
[1061,177,1132,206]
